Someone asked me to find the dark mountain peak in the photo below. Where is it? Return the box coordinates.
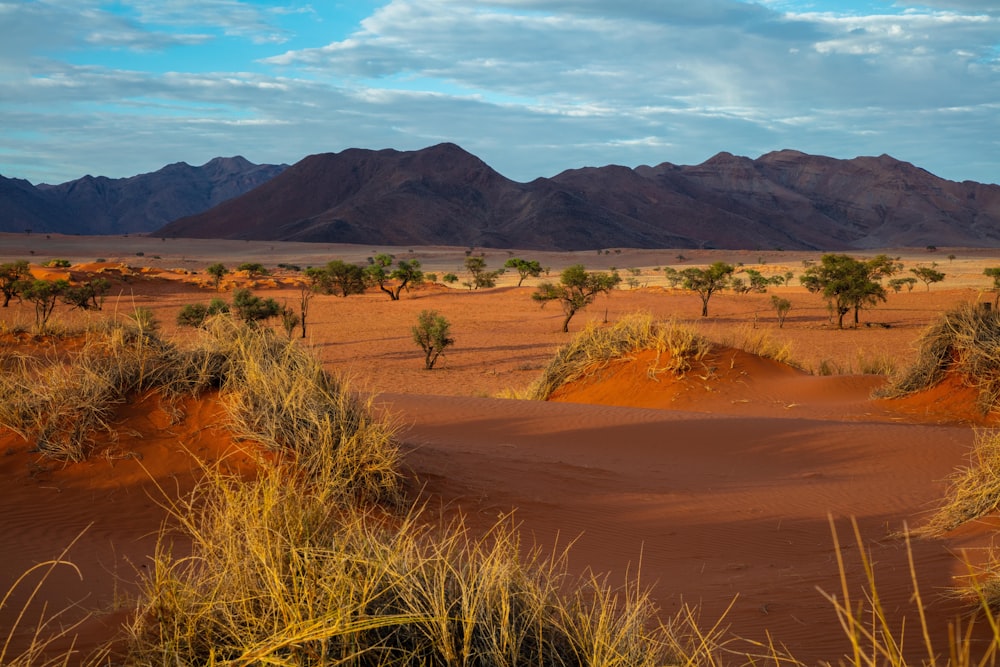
[158,143,1000,251]
[0,157,286,235]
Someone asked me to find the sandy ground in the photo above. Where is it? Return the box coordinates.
[4,234,1000,663]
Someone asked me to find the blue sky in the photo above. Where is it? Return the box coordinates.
[1,0,997,185]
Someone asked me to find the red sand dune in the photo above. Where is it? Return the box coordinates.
[0,392,262,662]
[3,248,1000,664]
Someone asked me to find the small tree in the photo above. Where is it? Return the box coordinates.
[279,304,300,338]
[231,288,280,324]
[888,277,918,293]
[365,254,424,300]
[800,254,886,328]
[442,273,459,285]
[661,267,683,288]
[532,264,621,332]
[910,264,945,291]
[206,263,228,290]
[237,262,269,278]
[412,310,454,370]
[18,278,68,331]
[177,299,229,327]
[463,256,502,290]
[61,278,110,311]
[681,262,735,317]
[0,260,31,307]
[985,267,1000,306]
[504,258,542,287]
[322,260,367,297]
[771,296,792,328]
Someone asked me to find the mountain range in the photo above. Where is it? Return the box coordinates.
[0,156,287,236]
[4,144,999,250]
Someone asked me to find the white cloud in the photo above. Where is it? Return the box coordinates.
[0,0,998,185]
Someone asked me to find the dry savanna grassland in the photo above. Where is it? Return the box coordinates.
[5,233,1000,665]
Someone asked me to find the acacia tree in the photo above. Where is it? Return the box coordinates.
[366,254,424,300]
[206,263,228,290]
[532,264,620,332]
[231,288,280,324]
[412,310,455,370]
[771,295,792,328]
[322,260,367,297]
[504,257,542,287]
[680,262,734,317]
[463,256,502,289]
[17,278,68,331]
[0,260,30,307]
[911,263,945,291]
[800,254,886,328]
[61,278,110,310]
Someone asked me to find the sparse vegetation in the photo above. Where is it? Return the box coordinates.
[366,253,424,300]
[0,260,30,307]
[771,295,792,328]
[318,259,368,297]
[60,277,110,311]
[878,302,1000,414]
[532,264,621,332]
[463,255,503,290]
[911,263,946,291]
[236,262,269,278]
[800,254,888,328]
[231,288,281,324]
[16,278,68,331]
[412,310,455,369]
[206,262,228,290]
[522,313,711,400]
[504,257,543,286]
[680,262,734,317]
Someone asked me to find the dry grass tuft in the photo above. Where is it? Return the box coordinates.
[716,324,799,368]
[0,312,400,502]
[878,302,1000,413]
[916,430,1000,537]
[127,467,686,666]
[521,312,712,400]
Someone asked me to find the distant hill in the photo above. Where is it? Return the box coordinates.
[0,157,287,235]
[158,144,1000,251]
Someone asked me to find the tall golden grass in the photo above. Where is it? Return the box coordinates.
[519,313,712,401]
[127,467,688,666]
[878,302,1000,414]
[8,308,1000,665]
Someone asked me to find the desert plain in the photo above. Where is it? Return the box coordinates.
[4,233,1000,664]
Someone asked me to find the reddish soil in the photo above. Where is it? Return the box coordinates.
[3,237,1000,664]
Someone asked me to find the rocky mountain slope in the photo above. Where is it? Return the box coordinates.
[158,144,1000,250]
[0,157,286,235]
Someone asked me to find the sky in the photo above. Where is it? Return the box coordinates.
[1,0,997,186]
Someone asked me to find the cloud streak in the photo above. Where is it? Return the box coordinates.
[1,0,997,185]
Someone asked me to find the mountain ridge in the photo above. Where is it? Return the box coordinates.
[1,157,287,235]
[4,144,998,250]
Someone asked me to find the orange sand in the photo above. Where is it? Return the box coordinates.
[2,237,1000,664]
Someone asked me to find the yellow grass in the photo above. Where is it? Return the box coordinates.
[519,312,712,400]
[879,302,1000,414]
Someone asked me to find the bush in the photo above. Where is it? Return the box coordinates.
[522,313,710,400]
[412,310,454,370]
[231,288,280,324]
[877,302,1000,414]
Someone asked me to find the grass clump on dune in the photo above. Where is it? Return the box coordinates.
[0,311,221,461]
[128,467,687,666]
[917,429,1000,537]
[877,302,1000,414]
[0,312,400,503]
[521,312,711,401]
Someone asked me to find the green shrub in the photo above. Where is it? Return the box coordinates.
[412,310,454,370]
